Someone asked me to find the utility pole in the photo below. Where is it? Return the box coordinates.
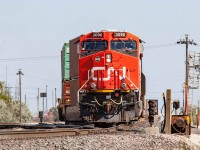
[5,86,11,102]
[177,35,197,115]
[25,94,26,104]
[37,88,39,115]
[40,92,47,122]
[16,69,24,123]
[6,66,7,89]
[15,80,18,101]
[181,87,184,108]
[198,100,199,128]
[55,88,57,107]
[46,85,48,112]
[43,95,44,116]
[52,90,54,107]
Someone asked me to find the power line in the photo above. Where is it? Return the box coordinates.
[144,43,177,49]
[25,74,54,81]
[0,55,59,62]
[147,91,183,93]
[0,43,187,64]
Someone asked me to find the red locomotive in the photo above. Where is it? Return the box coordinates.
[58,30,146,123]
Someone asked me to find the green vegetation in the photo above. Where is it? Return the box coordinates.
[0,81,32,122]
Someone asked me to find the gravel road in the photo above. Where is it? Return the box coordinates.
[0,132,200,150]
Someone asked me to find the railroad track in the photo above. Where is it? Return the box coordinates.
[0,124,144,140]
[0,119,148,140]
[0,127,118,140]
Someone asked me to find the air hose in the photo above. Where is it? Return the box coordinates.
[161,93,166,133]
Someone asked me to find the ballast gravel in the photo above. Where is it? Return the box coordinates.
[0,133,199,150]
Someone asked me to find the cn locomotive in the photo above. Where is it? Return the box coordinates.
[58,30,146,124]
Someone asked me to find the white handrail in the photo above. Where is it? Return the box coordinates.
[125,75,139,91]
[77,75,92,104]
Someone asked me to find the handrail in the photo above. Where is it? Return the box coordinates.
[77,76,92,104]
[125,75,139,91]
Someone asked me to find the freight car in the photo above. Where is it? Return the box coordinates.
[58,30,146,124]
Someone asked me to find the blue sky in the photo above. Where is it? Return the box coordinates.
[0,0,200,114]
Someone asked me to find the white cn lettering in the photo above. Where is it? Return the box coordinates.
[91,67,126,81]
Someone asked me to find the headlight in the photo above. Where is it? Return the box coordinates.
[106,54,112,63]
[121,83,126,89]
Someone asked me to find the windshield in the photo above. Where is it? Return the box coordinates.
[111,40,136,50]
[82,40,107,51]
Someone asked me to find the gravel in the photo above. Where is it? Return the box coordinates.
[0,132,200,150]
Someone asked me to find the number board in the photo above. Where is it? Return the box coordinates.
[113,32,126,38]
[92,32,103,38]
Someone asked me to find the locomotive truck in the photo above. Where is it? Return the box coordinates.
[58,30,146,124]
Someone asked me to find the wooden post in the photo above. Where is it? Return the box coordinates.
[165,89,172,134]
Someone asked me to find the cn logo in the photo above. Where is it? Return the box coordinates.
[91,67,126,81]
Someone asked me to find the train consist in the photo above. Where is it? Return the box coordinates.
[58,30,146,124]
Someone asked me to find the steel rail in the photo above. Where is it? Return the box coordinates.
[0,127,117,140]
[0,118,148,140]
